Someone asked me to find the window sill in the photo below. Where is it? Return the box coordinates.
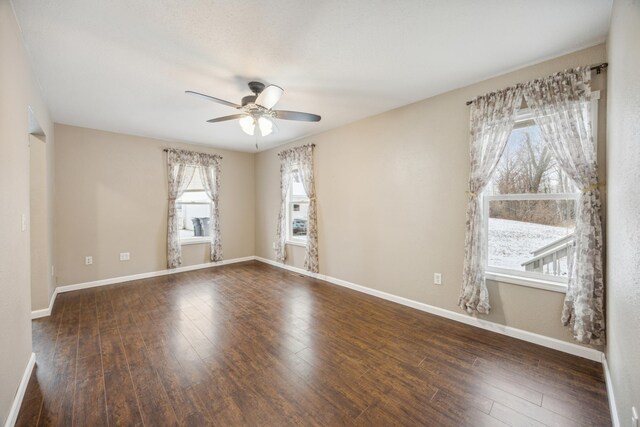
[180,238,210,246]
[286,240,307,248]
[485,271,567,293]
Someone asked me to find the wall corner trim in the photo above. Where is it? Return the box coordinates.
[4,352,36,427]
[31,287,59,319]
[254,256,604,363]
[602,353,620,427]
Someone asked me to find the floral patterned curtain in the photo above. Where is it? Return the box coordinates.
[274,144,319,272]
[459,87,523,314]
[524,67,604,345]
[166,149,223,268]
[199,155,223,262]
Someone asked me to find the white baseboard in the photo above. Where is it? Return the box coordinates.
[31,256,255,318]
[31,287,59,319]
[254,256,603,362]
[56,256,255,294]
[4,353,36,427]
[602,354,620,427]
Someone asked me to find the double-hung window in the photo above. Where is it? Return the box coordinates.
[176,170,210,244]
[286,167,309,245]
[483,93,599,292]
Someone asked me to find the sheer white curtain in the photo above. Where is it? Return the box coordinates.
[524,67,604,345]
[166,149,223,268]
[458,87,523,314]
[274,144,318,272]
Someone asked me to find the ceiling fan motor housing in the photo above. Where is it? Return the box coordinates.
[248,81,265,95]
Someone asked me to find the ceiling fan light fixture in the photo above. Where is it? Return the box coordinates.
[258,116,273,136]
[239,115,255,135]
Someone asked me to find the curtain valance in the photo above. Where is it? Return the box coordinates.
[167,148,222,167]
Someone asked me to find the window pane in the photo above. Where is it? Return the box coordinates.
[486,123,577,195]
[177,203,211,238]
[291,171,306,197]
[488,199,575,277]
[187,167,204,190]
[179,190,209,203]
[291,201,309,238]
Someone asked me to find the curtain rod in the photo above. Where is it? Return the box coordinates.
[465,62,608,106]
[163,148,223,159]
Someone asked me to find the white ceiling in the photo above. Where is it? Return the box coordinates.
[12,0,611,152]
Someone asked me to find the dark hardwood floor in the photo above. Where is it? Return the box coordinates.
[16,261,611,426]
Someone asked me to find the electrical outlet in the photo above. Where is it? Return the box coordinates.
[85,256,93,265]
[434,273,442,285]
[632,406,638,427]
[119,252,130,261]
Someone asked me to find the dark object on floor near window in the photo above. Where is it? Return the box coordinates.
[191,218,203,236]
[191,217,211,237]
[199,217,210,236]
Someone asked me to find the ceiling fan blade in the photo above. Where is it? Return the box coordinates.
[186,91,241,109]
[274,110,321,122]
[255,85,284,109]
[206,114,246,123]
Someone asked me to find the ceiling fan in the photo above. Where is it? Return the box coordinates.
[186,81,321,137]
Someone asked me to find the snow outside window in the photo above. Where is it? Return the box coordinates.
[483,111,580,286]
[176,169,211,243]
[286,167,309,244]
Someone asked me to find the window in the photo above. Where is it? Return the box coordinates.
[286,167,309,245]
[483,93,598,291]
[176,169,210,244]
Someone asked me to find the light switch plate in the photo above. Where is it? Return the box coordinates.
[85,256,93,265]
[434,273,442,285]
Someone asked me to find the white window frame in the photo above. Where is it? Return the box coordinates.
[285,167,309,247]
[483,91,599,293]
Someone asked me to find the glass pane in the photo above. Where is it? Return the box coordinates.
[291,170,307,197]
[486,123,577,195]
[179,190,209,203]
[178,203,211,238]
[187,167,203,190]
[488,199,575,277]
[291,201,309,238]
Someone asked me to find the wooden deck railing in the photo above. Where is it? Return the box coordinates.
[521,233,574,276]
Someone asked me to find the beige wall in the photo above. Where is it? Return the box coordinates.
[29,135,52,310]
[255,44,607,344]
[0,0,55,424]
[606,0,640,423]
[54,124,255,286]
